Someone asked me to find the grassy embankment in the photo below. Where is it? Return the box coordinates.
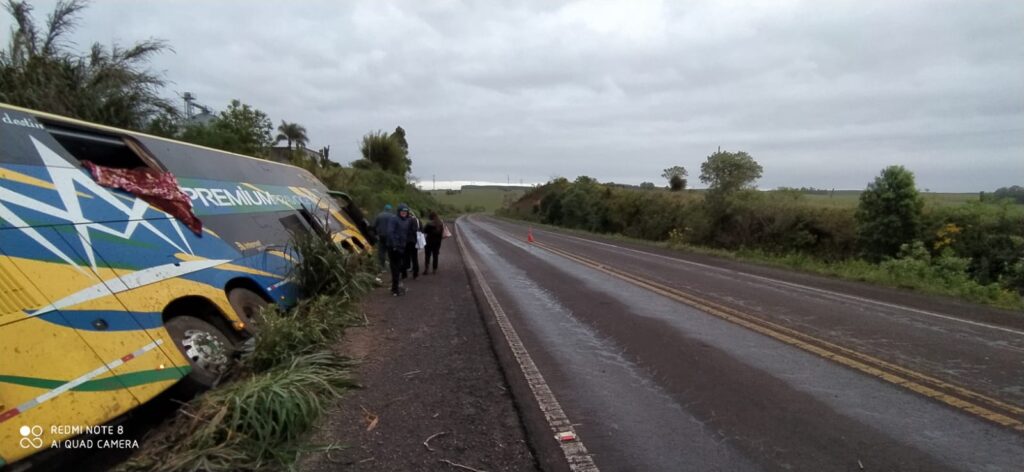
[118,235,377,472]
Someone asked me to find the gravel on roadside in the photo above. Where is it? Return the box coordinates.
[301,235,539,471]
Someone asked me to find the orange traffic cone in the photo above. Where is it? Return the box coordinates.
[527,227,535,243]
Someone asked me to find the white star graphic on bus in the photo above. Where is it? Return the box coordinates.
[0,136,194,274]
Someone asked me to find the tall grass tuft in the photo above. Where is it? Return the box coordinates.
[288,232,377,301]
[120,352,354,472]
[242,295,362,372]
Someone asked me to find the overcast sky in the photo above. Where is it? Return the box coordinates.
[13,0,1024,191]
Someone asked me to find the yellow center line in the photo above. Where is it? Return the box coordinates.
[530,239,1024,433]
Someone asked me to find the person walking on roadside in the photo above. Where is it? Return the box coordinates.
[386,204,414,296]
[404,209,422,280]
[422,211,445,274]
[373,203,395,272]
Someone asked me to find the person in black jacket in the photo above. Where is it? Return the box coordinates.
[422,211,444,274]
[386,204,414,295]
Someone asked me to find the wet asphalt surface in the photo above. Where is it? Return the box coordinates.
[458,216,1024,472]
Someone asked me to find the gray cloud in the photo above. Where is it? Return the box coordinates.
[13,0,1024,190]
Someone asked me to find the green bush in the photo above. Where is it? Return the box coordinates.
[856,166,925,260]
[875,242,1020,307]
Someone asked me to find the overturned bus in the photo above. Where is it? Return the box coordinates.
[0,103,370,467]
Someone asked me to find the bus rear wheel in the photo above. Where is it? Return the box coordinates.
[228,288,270,333]
[165,315,232,394]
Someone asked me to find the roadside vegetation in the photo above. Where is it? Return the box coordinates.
[118,233,376,472]
[501,151,1024,311]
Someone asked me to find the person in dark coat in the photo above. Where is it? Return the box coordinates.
[404,210,421,280]
[372,203,394,271]
[422,211,444,274]
[386,204,414,295]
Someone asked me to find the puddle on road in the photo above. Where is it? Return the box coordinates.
[461,221,759,472]
[466,219,1024,472]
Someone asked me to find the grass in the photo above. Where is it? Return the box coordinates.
[118,232,376,472]
[426,187,527,213]
[730,248,1024,311]
[119,352,355,472]
[498,216,1024,312]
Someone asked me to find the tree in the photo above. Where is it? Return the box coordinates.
[639,182,656,190]
[699,150,763,195]
[855,165,924,260]
[275,120,308,150]
[0,0,176,130]
[661,166,688,191]
[983,185,1024,204]
[179,100,273,157]
[391,126,409,151]
[358,130,410,176]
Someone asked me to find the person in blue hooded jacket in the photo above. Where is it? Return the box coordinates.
[386,204,415,295]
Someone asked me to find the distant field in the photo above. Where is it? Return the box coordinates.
[427,187,527,213]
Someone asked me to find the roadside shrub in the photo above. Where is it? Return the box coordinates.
[923,202,1024,288]
[877,242,1019,307]
[856,166,924,261]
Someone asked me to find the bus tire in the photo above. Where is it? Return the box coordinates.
[228,288,270,333]
[165,315,233,394]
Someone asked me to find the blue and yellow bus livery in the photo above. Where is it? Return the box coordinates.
[0,103,369,466]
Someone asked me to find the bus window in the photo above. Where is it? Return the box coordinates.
[43,122,165,171]
[278,213,312,237]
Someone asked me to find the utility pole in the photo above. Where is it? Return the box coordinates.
[433,174,436,190]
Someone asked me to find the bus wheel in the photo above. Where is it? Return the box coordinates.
[228,288,269,333]
[165,315,232,393]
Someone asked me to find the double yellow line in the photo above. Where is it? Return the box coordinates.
[530,239,1024,433]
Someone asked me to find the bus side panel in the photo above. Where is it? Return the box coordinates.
[44,227,190,399]
[0,110,78,170]
[0,225,182,390]
[0,248,143,464]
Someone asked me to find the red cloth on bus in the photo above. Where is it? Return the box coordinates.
[81,161,202,235]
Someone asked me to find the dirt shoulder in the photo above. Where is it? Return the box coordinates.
[301,234,538,471]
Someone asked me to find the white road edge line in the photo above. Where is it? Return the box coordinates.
[457,217,600,472]
[526,225,1024,337]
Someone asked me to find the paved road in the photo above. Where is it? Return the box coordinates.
[457,215,1024,472]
